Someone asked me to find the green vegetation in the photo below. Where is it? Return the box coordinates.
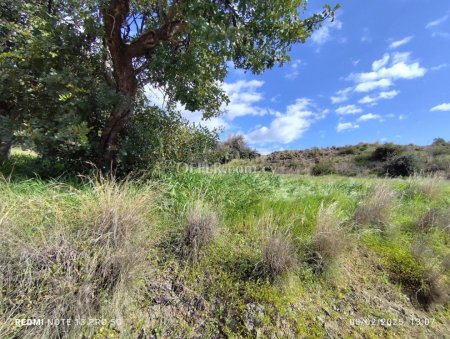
[232,138,450,178]
[1,152,449,338]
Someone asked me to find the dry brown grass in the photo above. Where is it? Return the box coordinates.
[181,202,219,262]
[418,207,450,233]
[353,182,395,228]
[408,174,445,200]
[262,232,298,279]
[309,203,347,273]
[0,176,155,338]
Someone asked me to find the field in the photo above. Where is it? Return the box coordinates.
[1,155,450,338]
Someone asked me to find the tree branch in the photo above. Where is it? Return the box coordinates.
[127,1,186,58]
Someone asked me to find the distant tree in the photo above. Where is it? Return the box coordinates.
[432,138,447,146]
[383,154,421,177]
[218,134,259,163]
[369,144,401,162]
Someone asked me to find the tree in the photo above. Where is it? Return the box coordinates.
[1,0,338,169]
[95,0,338,168]
[0,0,115,165]
[217,134,259,163]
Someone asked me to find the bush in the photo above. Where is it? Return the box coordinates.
[337,146,356,155]
[410,242,450,308]
[217,135,260,164]
[369,144,401,162]
[181,202,219,262]
[310,161,334,176]
[383,154,421,177]
[117,106,219,174]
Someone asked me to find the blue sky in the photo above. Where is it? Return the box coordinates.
[148,0,450,154]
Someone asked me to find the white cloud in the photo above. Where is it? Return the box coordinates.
[354,78,393,93]
[335,104,363,115]
[425,15,450,39]
[430,64,449,71]
[348,52,426,93]
[372,54,390,71]
[432,32,450,39]
[426,15,448,29]
[336,122,359,132]
[388,36,413,49]
[357,113,382,122]
[311,18,343,45]
[285,59,302,80]
[222,80,268,119]
[330,87,352,104]
[246,98,325,145]
[146,79,270,132]
[430,103,450,112]
[358,90,399,105]
[181,111,229,131]
[144,84,229,131]
[352,53,426,82]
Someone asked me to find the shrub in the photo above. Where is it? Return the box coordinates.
[308,204,346,273]
[217,135,260,164]
[337,146,356,155]
[383,154,421,177]
[181,202,219,262]
[117,106,219,174]
[310,161,334,176]
[369,144,401,162]
[262,233,298,279]
[354,183,395,227]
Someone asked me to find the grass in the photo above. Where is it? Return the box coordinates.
[1,160,450,337]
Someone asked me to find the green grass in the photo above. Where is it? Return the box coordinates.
[1,160,450,337]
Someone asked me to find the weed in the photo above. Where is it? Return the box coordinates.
[262,232,298,279]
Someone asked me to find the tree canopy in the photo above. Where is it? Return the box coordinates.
[0,0,338,170]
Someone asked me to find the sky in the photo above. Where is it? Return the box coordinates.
[148,0,450,154]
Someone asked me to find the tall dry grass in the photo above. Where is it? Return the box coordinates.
[407,173,445,200]
[353,182,395,228]
[181,202,219,262]
[262,232,298,279]
[0,176,156,338]
[309,203,347,273]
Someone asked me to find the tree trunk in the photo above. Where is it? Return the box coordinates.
[97,1,138,170]
[96,54,137,169]
[0,139,12,164]
[97,0,183,171]
[0,104,15,164]
[96,101,134,170]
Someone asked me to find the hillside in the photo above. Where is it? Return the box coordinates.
[225,139,450,179]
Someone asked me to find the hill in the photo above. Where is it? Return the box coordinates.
[227,138,450,178]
